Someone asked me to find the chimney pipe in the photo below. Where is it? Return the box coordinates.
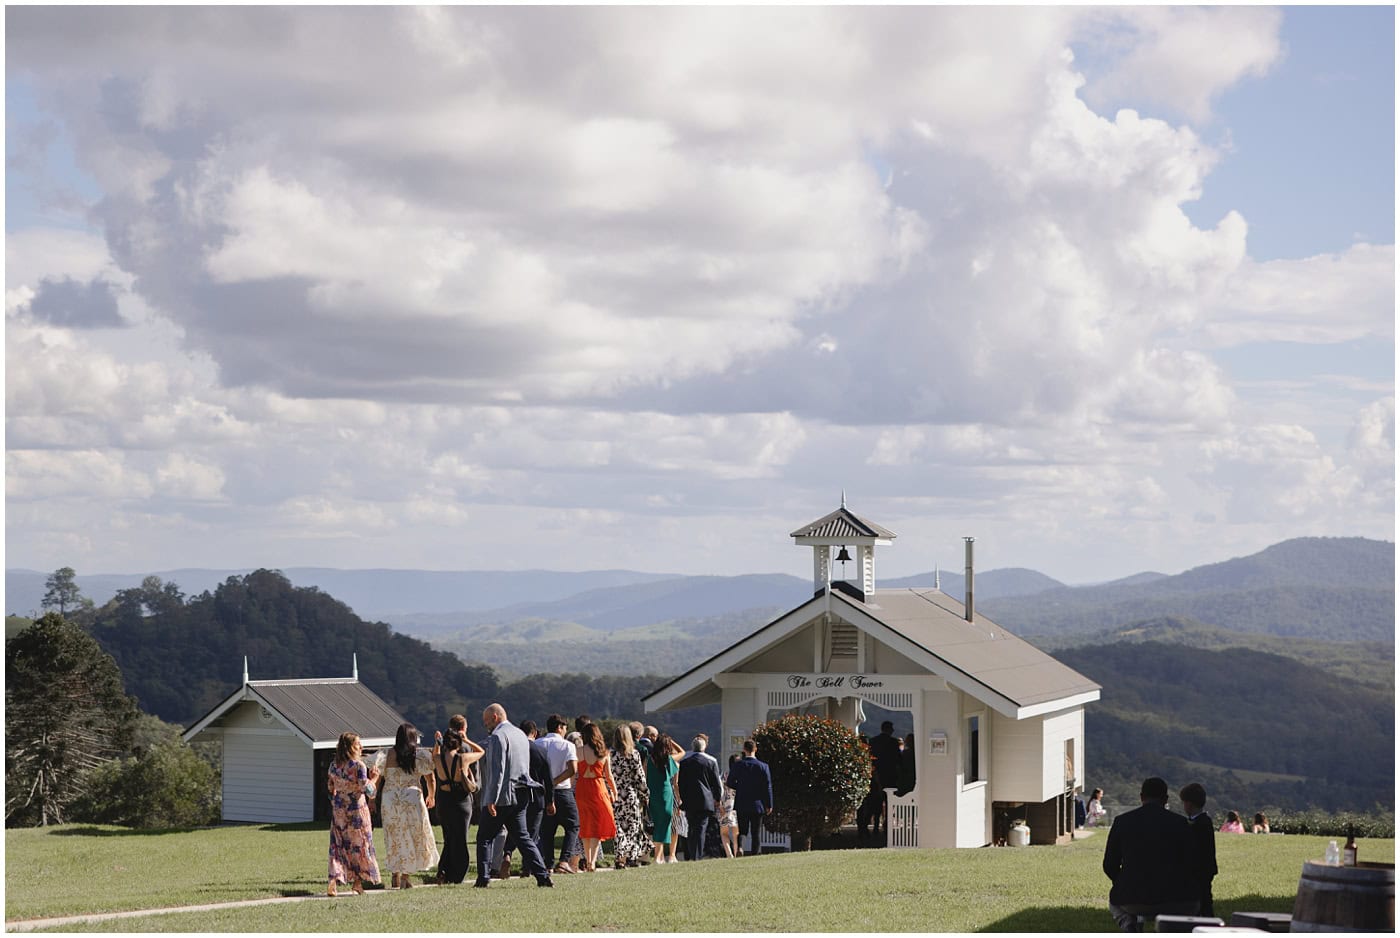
[963,537,975,622]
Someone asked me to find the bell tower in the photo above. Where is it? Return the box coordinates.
[789,493,896,603]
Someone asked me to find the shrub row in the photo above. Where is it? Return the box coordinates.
[1267,808,1395,838]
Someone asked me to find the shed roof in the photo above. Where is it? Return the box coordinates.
[182,678,406,749]
[790,506,897,541]
[643,586,1099,720]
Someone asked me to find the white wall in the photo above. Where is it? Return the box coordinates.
[991,710,1046,802]
[1041,709,1084,795]
[918,684,960,848]
[223,725,312,823]
[739,622,819,672]
[720,686,761,764]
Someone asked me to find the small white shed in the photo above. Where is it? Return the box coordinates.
[182,658,406,824]
[643,501,1101,848]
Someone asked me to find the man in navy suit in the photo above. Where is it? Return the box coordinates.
[725,738,774,856]
[1102,777,1196,930]
[677,734,723,860]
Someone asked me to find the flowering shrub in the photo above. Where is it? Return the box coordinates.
[752,714,871,850]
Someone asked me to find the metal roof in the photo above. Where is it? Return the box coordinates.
[789,506,897,540]
[852,589,1100,709]
[643,586,1098,719]
[183,678,407,747]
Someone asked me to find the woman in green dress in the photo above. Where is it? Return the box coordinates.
[645,733,684,863]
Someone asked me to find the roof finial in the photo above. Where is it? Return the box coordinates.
[352,652,359,681]
[841,488,847,509]
[934,563,941,591]
[242,655,249,685]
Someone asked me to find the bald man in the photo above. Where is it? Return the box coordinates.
[474,704,553,888]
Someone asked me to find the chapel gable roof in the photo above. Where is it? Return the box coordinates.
[643,586,1099,720]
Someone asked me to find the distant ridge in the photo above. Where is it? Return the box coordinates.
[881,566,1063,598]
[4,567,678,620]
[982,536,1394,643]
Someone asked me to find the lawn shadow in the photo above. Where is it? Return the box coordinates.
[47,825,213,838]
[1216,893,1297,922]
[259,822,324,833]
[979,904,1116,932]
[981,895,1298,933]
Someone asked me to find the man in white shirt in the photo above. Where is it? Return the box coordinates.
[535,713,581,874]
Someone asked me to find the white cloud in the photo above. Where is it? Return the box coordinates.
[1197,424,1361,523]
[4,7,1389,582]
[1201,244,1396,347]
[1075,7,1284,123]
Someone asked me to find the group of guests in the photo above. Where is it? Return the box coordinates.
[1101,777,1221,932]
[855,721,916,842]
[1219,810,1270,834]
[324,705,776,895]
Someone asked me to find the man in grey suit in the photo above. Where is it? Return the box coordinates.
[474,703,554,888]
[677,734,723,860]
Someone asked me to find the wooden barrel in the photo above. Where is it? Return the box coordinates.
[1290,860,1394,932]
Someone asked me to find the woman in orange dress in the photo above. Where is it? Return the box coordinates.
[574,722,617,872]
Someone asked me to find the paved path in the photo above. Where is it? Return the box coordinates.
[6,871,623,932]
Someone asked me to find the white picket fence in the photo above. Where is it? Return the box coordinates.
[884,787,919,848]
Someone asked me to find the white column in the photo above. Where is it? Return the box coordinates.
[813,545,831,593]
[861,545,875,596]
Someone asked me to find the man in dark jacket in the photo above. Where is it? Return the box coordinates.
[1179,782,1218,917]
[725,738,774,856]
[1102,777,1197,931]
[677,734,723,860]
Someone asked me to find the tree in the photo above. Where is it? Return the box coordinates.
[41,567,84,616]
[752,714,872,850]
[5,614,139,825]
[72,716,219,829]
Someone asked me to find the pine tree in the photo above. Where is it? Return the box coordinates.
[41,567,84,616]
[5,613,138,825]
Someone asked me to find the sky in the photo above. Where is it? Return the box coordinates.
[4,5,1395,587]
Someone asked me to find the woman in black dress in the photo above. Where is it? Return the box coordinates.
[432,726,484,884]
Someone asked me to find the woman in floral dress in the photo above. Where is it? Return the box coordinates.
[380,722,439,888]
[608,724,648,868]
[326,732,381,896]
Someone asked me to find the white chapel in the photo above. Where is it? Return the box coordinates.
[643,500,1100,848]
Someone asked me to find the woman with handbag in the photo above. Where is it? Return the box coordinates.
[380,722,439,888]
[432,724,484,884]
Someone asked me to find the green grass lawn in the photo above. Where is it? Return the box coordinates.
[6,824,1394,932]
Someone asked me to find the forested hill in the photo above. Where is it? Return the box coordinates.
[1056,640,1394,813]
[80,570,712,744]
[87,570,498,730]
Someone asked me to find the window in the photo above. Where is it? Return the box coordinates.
[965,714,981,783]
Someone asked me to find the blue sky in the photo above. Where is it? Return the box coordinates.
[1183,5,1394,261]
[5,6,1394,585]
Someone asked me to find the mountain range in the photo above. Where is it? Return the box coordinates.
[9,537,1392,650]
[7,535,1392,817]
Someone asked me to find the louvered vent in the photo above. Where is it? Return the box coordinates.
[829,622,858,659]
